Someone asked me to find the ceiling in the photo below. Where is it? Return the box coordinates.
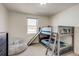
[3,3,77,16]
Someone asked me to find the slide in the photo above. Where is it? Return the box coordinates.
[27,31,41,46]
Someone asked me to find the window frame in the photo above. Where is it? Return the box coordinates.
[27,17,38,34]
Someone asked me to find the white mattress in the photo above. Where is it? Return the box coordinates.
[41,32,51,35]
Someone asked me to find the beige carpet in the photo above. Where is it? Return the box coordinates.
[15,44,75,56]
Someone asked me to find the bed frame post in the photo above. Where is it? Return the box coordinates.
[72,27,74,53]
[57,32,60,56]
[39,27,41,42]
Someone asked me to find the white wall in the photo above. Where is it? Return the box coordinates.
[51,4,79,27]
[50,4,79,54]
[8,11,50,43]
[0,4,8,32]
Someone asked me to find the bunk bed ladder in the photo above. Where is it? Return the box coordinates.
[45,26,57,56]
[45,34,57,56]
[51,34,57,56]
[45,36,51,55]
[45,26,52,56]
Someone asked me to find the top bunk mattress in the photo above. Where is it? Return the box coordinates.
[40,27,52,35]
[41,31,51,35]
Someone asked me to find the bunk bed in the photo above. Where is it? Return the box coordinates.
[27,26,74,56]
[39,26,74,55]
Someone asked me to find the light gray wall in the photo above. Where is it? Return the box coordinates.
[51,4,79,27]
[0,4,8,32]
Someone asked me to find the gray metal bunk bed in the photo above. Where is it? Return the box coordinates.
[39,26,74,56]
[27,26,74,56]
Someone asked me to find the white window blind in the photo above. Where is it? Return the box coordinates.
[27,18,38,34]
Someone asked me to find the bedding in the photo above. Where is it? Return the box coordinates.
[40,39,72,55]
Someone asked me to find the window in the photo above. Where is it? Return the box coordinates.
[27,18,38,34]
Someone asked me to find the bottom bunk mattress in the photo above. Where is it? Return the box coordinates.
[40,39,73,55]
[40,39,65,47]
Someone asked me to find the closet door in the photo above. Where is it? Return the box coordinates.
[0,33,8,56]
